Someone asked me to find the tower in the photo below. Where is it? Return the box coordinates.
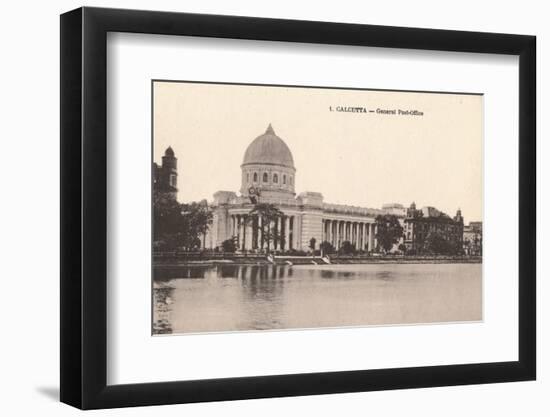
[154,146,178,200]
[407,201,417,217]
[454,208,464,224]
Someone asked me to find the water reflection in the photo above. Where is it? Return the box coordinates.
[153,263,482,335]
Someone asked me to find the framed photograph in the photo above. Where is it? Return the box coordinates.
[60,7,536,409]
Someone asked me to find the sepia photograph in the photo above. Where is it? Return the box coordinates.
[152,80,483,335]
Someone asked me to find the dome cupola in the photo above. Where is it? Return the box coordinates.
[242,124,295,169]
[240,124,296,199]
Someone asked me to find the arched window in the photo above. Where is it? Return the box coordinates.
[246,173,250,183]
[283,175,286,184]
[253,172,258,182]
[263,172,268,183]
[273,173,278,183]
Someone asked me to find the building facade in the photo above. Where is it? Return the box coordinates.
[203,124,398,252]
[463,221,483,256]
[155,125,470,254]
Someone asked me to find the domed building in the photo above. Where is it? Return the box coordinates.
[203,123,393,252]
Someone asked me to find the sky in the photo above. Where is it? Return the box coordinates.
[153,81,482,224]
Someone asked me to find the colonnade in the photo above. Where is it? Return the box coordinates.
[230,214,299,251]
[322,219,377,251]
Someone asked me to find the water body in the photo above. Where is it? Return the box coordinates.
[153,263,482,335]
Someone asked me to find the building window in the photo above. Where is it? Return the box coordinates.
[273,173,278,183]
[169,174,177,187]
[263,172,268,183]
[283,174,286,184]
[290,176,293,185]
[253,172,258,182]
[246,173,250,182]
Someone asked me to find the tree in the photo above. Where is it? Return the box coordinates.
[221,238,237,253]
[247,203,285,253]
[339,240,356,255]
[375,214,404,253]
[424,231,453,255]
[153,195,213,250]
[320,241,335,255]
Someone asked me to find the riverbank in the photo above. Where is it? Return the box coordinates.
[153,255,482,267]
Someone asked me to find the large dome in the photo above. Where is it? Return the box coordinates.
[242,124,295,169]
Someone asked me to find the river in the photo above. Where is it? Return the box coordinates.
[153,263,481,335]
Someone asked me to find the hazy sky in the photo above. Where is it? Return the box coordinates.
[154,81,482,224]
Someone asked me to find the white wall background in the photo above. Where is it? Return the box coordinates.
[0,0,545,415]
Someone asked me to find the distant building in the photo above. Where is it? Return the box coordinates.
[403,202,464,254]
[382,203,407,217]
[153,146,178,200]
[463,221,482,256]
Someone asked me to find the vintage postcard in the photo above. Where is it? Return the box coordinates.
[152,81,483,335]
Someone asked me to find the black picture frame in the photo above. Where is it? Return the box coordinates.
[60,6,536,410]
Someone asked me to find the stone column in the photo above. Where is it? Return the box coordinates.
[260,215,264,250]
[294,215,301,250]
[275,217,280,250]
[242,216,248,251]
[245,220,252,250]
[373,223,378,250]
[336,221,340,247]
[288,216,296,249]
[369,223,374,251]
[278,217,282,250]
[272,218,277,250]
[255,216,260,249]
[234,215,239,248]
[285,216,290,250]
[239,215,244,249]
